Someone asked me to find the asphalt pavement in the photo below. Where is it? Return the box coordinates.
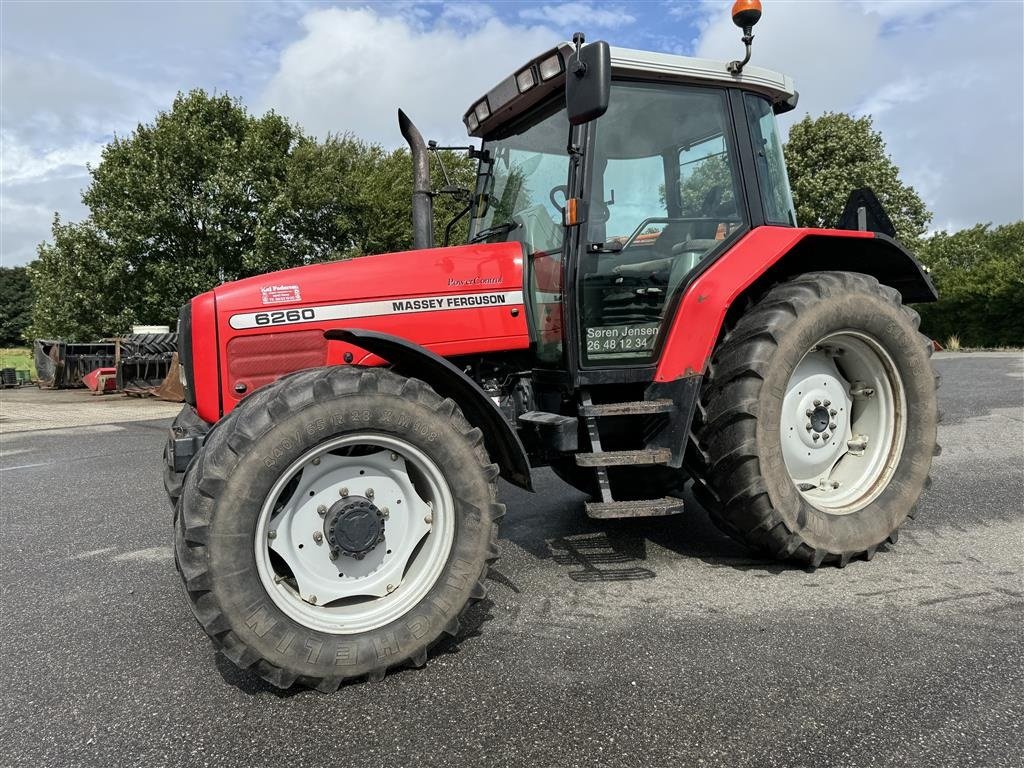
[1,352,1021,768]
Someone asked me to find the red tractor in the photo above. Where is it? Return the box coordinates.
[167,4,938,690]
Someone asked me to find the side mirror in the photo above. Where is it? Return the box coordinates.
[565,37,610,126]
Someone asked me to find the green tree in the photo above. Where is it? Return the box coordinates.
[784,113,931,244]
[30,91,303,338]
[30,90,479,340]
[27,217,135,341]
[915,221,1024,347]
[283,135,474,258]
[0,265,35,345]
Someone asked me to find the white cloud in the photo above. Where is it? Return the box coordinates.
[519,3,636,30]
[0,0,295,265]
[692,0,1024,232]
[260,8,560,147]
[440,2,496,26]
[1,133,105,186]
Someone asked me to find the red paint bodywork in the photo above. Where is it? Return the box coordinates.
[187,226,882,422]
[654,226,875,382]
[83,367,117,392]
[190,242,527,421]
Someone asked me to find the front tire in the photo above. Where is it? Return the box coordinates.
[174,366,503,690]
[694,271,938,567]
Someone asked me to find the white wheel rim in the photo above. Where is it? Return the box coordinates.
[254,434,455,634]
[780,331,907,515]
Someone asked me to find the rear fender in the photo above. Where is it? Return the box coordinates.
[325,328,533,491]
[655,227,937,382]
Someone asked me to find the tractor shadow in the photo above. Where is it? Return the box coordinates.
[499,469,794,579]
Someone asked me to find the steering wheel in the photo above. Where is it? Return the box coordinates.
[549,185,569,213]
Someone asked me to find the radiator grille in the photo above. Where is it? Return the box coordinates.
[226,330,327,397]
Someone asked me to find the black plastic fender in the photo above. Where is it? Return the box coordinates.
[325,328,533,491]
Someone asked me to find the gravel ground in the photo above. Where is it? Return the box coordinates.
[0,387,181,433]
[0,351,1021,768]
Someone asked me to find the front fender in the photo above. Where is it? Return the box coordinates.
[325,328,533,491]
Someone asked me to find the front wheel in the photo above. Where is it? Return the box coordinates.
[694,271,938,567]
[174,366,503,690]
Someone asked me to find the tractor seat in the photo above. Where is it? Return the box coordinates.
[666,238,720,296]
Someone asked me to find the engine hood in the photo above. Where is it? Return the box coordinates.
[214,242,526,313]
[201,242,531,417]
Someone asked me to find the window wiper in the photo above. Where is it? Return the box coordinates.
[469,221,520,243]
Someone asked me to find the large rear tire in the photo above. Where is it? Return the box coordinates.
[174,366,503,690]
[693,271,938,567]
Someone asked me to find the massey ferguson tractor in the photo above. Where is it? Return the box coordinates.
[166,1,938,690]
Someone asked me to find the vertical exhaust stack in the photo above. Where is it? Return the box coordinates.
[398,109,434,250]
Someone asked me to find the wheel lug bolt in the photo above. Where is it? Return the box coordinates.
[830,409,837,416]
[268,530,277,540]
[381,506,390,519]
[805,409,814,417]
[339,487,349,497]
[312,457,321,465]
[308,595,318,605]
[812,434,820,441]
[366,488,374,500]
[329,549,338,560]
[313,531,323,544]
[317,505,327,517]
[829,422,837,430]
[805,424,813,431]
[823,432,831,441]
[424,514,433,524]
[814,399,822,407]
[390,452,399,461]
[823,399,831,407]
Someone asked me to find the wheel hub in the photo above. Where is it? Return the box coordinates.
[325,497,385,559]
[809,406,831,433]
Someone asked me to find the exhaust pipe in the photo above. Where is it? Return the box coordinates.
[398,109,434,250]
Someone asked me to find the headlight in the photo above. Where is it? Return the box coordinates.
[515,68,537,92]
[538,54,562,81]
[474,99,490,122]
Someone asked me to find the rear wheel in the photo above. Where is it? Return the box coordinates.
[694,271,938,566]
[174,366,503,690]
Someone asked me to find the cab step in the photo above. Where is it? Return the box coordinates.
[579,399,675,417]
[585,497,684,519]
[575,448,672,467]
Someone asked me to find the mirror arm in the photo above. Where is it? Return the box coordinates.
[442,202,473,248]
[727,27,754,74]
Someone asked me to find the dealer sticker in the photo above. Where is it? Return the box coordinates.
[261,284,302,305]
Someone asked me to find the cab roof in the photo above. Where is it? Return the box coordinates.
[464,42,797,139]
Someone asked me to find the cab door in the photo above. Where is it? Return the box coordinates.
[574,81,747,374]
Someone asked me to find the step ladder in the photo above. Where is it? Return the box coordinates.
[577,392,685,519]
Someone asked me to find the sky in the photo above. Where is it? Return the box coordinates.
[2,0,1022,266]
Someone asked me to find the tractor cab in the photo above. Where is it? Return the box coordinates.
[463,41,798,379]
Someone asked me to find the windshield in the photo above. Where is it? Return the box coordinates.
[468,101,569,256]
